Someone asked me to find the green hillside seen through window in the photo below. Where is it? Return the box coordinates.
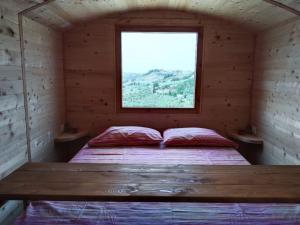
[121,32,198,108]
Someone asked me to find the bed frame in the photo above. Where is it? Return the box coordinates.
[0,163,300,203]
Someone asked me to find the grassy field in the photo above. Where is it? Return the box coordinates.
[122,69,196,108]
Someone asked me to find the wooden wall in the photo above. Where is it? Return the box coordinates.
[252,18,300,165]
[0,4,28,224]
[0,4,65,175]
[0,3,65,224]
[0,4,27,180]
[23,17,65,162]
[63,10,255,135]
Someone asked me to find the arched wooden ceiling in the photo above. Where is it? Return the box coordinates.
[2,0,300,32]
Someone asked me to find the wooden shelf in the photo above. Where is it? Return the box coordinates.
[54,131,89,143]
[1,163,300,203]
[229,133,263,145]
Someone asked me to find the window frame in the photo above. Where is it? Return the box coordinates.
[115,25,203,113]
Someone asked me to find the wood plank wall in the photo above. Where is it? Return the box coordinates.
[0,3,65,224]
[0,4,27,180]
[0,4,65,177]
[63,10,255,135]
[252,18,300,165]
[23,17,65,162]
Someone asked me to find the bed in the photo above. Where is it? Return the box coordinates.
[71,145,249,165]
[12,144,300,225]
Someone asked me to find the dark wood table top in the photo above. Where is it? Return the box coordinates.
[0,163,300,203]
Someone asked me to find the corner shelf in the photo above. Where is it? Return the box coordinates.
[54,130,89,143]
[229,132,263,145]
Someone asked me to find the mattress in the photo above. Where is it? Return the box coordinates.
[13,145,300,225]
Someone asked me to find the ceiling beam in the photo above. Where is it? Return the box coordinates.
[18,0,56,15]
[263,0,300,17]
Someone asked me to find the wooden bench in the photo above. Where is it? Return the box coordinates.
[0,163,300,203]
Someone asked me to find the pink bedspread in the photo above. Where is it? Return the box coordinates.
[71,145,250,165]
[13,146,300,225]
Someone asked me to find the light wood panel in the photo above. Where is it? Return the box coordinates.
[0,0,42,13]
[276,0,300,11]
[18,0,299,32]
[0,2,66,223]
[1,0,299,32]
[0,4,28,224]
[252,18,300,165]
[0,3,27,181]
[2,163,300,203]
[63,10,254,135]
[0,201,23,225]
[22,17,65,162]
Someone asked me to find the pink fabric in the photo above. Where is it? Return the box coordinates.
[88,126,162,147]
[71,145,248,165]
[14,201,300,225]
[163,127,238,148]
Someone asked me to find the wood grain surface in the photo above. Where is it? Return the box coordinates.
[0,163,300,203]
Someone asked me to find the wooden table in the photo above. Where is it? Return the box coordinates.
[0,163,300,203]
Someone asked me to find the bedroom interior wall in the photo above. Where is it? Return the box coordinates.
[0,3,65,224]
[22,16,65,162]
[252,17,300,165]
[0,3,27,182]
[0,4,65,177]
[0,5,27,224]
[0,1,65,175]
[63,10,255,136]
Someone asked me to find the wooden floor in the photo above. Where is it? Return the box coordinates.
[0,163,300,203]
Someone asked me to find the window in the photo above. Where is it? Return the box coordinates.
[116,26,203,112]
